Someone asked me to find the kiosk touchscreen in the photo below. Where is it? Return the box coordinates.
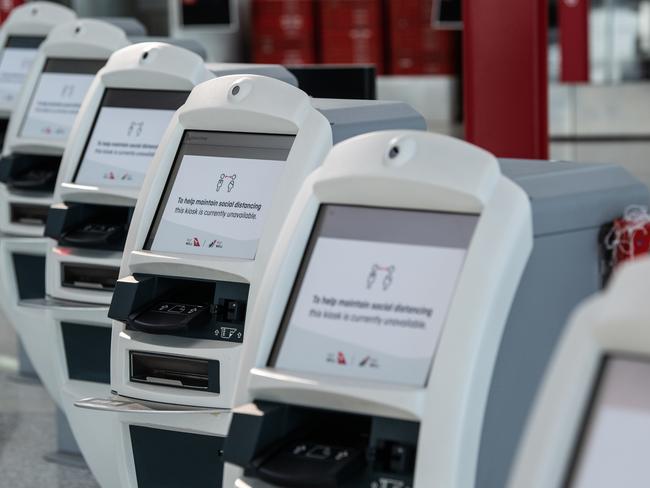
[508,258,650,488]
[223,132,650,488]
[72,75,424,488]
[0,2,76,130]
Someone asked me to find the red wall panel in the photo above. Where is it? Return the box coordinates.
[463,0,549,159]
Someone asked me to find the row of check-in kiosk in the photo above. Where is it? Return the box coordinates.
[0,3,649,488]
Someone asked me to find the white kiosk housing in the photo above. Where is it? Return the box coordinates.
[0,2,75,137]
[75,75,425,488]
[223,130,533,488]
[508,257,650,488]
[222,133,650,488]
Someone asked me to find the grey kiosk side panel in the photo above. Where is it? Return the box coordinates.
[476,160,650,488]
[313,99,427,143]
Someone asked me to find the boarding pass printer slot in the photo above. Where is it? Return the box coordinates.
[129,351,219,393]
[10,203,49,225]
[62,263,119,291]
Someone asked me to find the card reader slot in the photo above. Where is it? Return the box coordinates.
[225,402,418,488]
[62,264,119,292]
[10,203,49,226]
[130,351,219,393]
[110,274,249,341]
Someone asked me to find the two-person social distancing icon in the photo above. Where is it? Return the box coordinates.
[217,173,236,192]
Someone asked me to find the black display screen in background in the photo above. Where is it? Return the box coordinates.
[181,0,231,26]
[436,0,462,28]
[42,58,106,75]
[5,36,45,49]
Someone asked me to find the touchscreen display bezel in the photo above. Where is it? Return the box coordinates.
[18,57,106,141]
[267,203,479,387]
[143,129,296,256]
[563,354,650,487]
[72,88,190,186]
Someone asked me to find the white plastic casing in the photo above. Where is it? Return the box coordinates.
[0,1,76,117]
[167,0,240,62]
[229,130,534,488]
[508,257,650,488]
[112,75,332,410]
[0,19,129,237]
[46,42,213,305]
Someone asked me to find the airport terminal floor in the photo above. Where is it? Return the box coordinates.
[0,315,98,488]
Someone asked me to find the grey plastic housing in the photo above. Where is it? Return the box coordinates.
[476,159,650,488]
[130,36,207,60]
[313,98,427,143]
[207,64,299,87]
[98,17,147,37]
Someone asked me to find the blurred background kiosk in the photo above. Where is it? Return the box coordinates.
[0,2,75,146]
[18,41,294,487]
[0,17,128,464]
[221,131,649,488]
[10,40,212,487]
[75,74,425,488]
[508,257,650,488]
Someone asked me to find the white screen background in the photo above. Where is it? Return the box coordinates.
[569,357,650,488]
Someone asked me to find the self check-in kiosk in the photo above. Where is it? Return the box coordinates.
[0,2,75,145]
[74,75,425,488]
[11,44,211,488]
[6,44,296,487]
[508,257,650,488]
[0,18,129,365]
[221,131,649,488]
[0,17,128,463]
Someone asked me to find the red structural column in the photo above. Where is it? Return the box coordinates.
[463,0,549,159]
[559,0,590,82]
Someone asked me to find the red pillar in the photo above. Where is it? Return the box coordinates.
[463,0,549,159]
[559,0,590,82]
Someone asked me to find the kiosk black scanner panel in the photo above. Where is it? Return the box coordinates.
[0,153,62,193]
[46,202,134,251]
[225,401,419,488]
[109,274,249,342]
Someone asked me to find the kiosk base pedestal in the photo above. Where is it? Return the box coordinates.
[13,340,39,383]
[43,408,85,468]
